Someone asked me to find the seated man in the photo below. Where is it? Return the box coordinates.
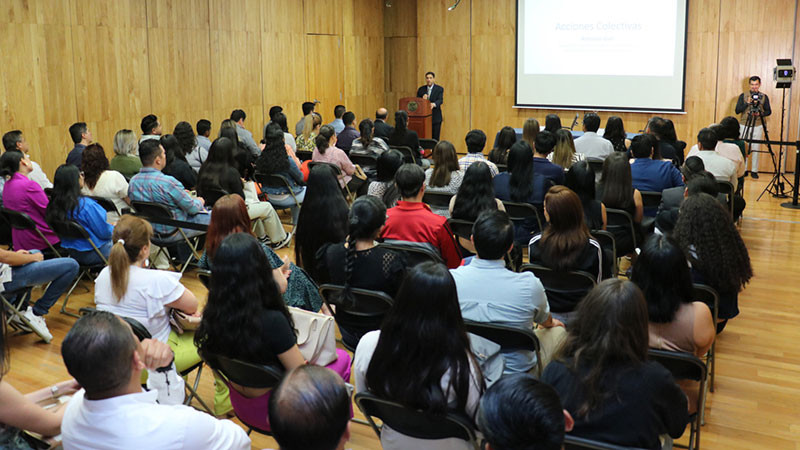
[66,122,92,168]
[231,109,261,158]
[687,125,746,180]
[381,164,461,268]
[268,365,351,450]
[450,210,565,374]
[1,248,79,341]
[691,128,738,191]
[655,172,720,234]
[629,134,683,216]
[477,373,573,450]
[373,107,394,138]
[574,113,613,160]
[60,311,250,449]
[458,129,499,176]
[335,111,360,154]
[139,114,162,143]
[531,131,566,205]
[1,130,53,190]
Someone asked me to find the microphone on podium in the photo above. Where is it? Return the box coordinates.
[570,113,580,130]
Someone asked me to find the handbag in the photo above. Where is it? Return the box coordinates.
[353,164,368,181]
[289,306,338,366]
[169,309,201,335]
[468,333,505,388]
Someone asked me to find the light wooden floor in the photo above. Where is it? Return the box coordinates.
[5,177,800,449]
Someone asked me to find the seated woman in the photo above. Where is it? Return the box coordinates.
[493,140,541,244]
[602,116,630,153]
[565,160,606,230]
[195,232,351,432]
[80,143,130,221]
[449,162,504,256]
[312,125,366,196]
[200,194,322,312]
[0,151,60,252]
[256,123,307,225]
[353,262,484,450]
[316,196,408,348]
[294,165,349,281]
[295,113,322,154]
[388,110,425,167]
[488,126,516,165]
[549,129,584,170]
[544,114,561,133]
[597,152,643,255]
[109,129,142,180]
[523,117,540,149]
[196,137,244,207]
[674,193,752,333]
[161,134,197,190]
[45,164,114,266]
[350,118,390,157]
[542,279,689,449]
[173,121,200,173]
[367,149,403,209]
[424,140,463,217]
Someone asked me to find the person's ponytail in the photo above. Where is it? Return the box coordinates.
[109,215,154,301]
[315,125,335,154]
[109,240,130,301]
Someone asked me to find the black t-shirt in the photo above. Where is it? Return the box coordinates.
[164,158,197,190]
[315,243,407,297]
[543,359,689,450]
[227,310,297,367]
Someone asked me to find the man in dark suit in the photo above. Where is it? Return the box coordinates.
[416,71,444,141]
[373,107,394,139]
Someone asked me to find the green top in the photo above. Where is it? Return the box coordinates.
[109,154,142,180]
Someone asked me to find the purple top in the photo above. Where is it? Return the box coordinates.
[3,172,59,250]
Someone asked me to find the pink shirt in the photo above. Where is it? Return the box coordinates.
[2,172,59,250]
[687,142,745,177]
[312,146,355,187]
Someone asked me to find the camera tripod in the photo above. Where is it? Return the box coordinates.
[742,94,793,201]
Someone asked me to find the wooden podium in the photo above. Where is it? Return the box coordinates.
[399,97,432,139]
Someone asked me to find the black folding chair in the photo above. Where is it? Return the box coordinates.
[255,172,303,231]
[716,181,735,218]
[564,435,649,450]
[201,350,285,436]
[640,191,663,211]
[318,284,394,352]
[419,138,438,151]
[378,239,444,267]
[520,264,596,321]
[355,391,480,450]
[496,163,508,172]
[45,219,109,317]
[590,229,617,278]
[0,207,62,257]
[349,153,378,170]
[1,288,50,343]
[464,320,541,376]
[501,201,544,234]
[197,269,211,289]
[307,162,353,201]
[422,191,454,211]
[648,349,707,450]
[197,187,229,208]
[587,159,604,181]
[389,145,420,165]
[605,208,638,256]
[295,150,313,161]
[692,284,719,394]
[447,218,474,242]
[88,196,129,217]
[131,201,207,275]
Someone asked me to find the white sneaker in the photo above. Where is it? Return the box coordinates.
[271,232,293,250]
[23,308,52,342]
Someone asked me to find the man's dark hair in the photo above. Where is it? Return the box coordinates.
[61,311,138,399]
[269,106,283,121]
[342,111,355,127]
[687,171,719,197]
[196,119,211,136]
[2,130,23,152]
[583,113,601,132]
[697,127,718,151]
[140,114,159,134]
[375,109,387,120]
[302,102,316,116]
[630,133,658,159]
[68,122,87,144]
[333,105,346,119]
[465,129,487,154]
[477,373,565,450]
[395,163,425,199]
[138,139,162,167]
[534,130,557,155]
[472,210,514,260]
[269,365,350,450]
[749,75,761,83]
[426,71,435,78]
[230,109,246,122]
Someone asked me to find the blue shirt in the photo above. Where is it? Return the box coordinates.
[329,118,345,135]
[450,258,550,374]
[630,158,684,193]
[66,144,86,168]
[128,167,205,234]
[61,197,114,252]
[263,158,305,195]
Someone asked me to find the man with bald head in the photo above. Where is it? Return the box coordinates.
[373,107,394,139]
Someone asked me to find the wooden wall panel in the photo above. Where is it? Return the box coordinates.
[210,29,264,136]
[146,0,209,30]
[789,2,800,172]
[261,0,304,34]
[384,0,416,38]
[305,0,342,35]
[262,32,307,129]
[306,35,344,123]
[343,0,384,124]
[210,0,260,31]
[384,1,417,111]
[72,0,147,28]
[1,0,73,25]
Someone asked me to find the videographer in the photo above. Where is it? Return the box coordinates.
[735,75,771,179]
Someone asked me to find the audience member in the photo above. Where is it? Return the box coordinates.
[335,111,360,154]
[655,171,719,234]
[574,113,613,160]
[329,105,346,135]
[295,101,316,136]
[449,162,504,255]
[2,130,53,189]
[477,373,573,450]
[268,365,351,450]
[195,119,213,154]
[172,121,200,173]
[313,125,366,196]
[195,233,351,431]
[297,112,323,153]
[661,119,687,161]
[718,116,747,161]
[373,107,394,138]
[629,134,684,198]
[458,129,498,176]
[354,262,483,450]
[544,114,562,133]
[550,128,584,170]
[271,112,298,154]
[598,152,643,254]
[542,279,689,449]
[263,105,282,133]
[200,195,321,312]
[603,115,629,152]
[257,123,306,225]
[230,109,260,157]
[425,140,464,217]
[675,193,752,332]
[522,118,540,150]
[350,119,389,157]
[687,127,738,190]
[66,122,92,168]
[45,164,113,266]
[316,196,408,348]
[196,137,245,205]
[489,126,517,165]
[294,164,349,280]
[139,114,162,143]
[367,149,403,208]
[711,119,747,186]
[160,134,196,190]
[81,143,130,220]
[645,116,680,164]
[565,160,606,230]
[452,210,565,373]
[381,164,461,268]
[657,156,707,213]
[388,111,425,166]
[110,129,142,179]
[61,311,250,449]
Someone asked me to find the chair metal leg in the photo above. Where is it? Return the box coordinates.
[60,270,88,318]
[3,292,51,343]
[708,341,715,393]
[182,364,213,415]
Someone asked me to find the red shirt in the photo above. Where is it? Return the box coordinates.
[381,201,461,269]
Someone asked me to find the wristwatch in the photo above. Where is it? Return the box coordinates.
[50,385,59,398]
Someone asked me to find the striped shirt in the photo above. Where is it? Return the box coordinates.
[128,168,205,234]
[458,153,499,177]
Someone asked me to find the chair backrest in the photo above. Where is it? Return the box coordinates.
[349,154,378,168]
[496,163,508,172]
[501,201,544,233]
[716,181,734,217]
[46,219,107,265]
[307,161,343,176]
[200,187,229,208]
[447,218,474,241]
[378,239,444,267]
[590,230,617,277]
[390,145,419,164]
[587,160,604,177]
[88,196,120,215]
[318,284,394,341]
[564,435,650,450]
[520,264,596,313]
[605,208,637,252]
[692,283,719,324]
[122,316,153,341]
[254,172,299,198]
[0,207,61,256]
[197,269,211,289]
[295,150,313,161]
[419,138,438,150]
[464,320,539,352]
[647,348,707,383]
[422,191,454,209]
[131,200,208,234]
[640,191,662,210]
[202,350,284,389]
[355,391,477,444]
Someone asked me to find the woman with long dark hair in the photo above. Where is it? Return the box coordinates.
[256,123,306,225]
[425,140,463,217]
[674,193,752,330]
[450,163,504,255]
[173,121,200,172]
[493,140,540,243]
[294,164,349,280]
[270,112,298,155]
[489,126,517,165]
[316,196,407,348]
[161,134,196,190]
[367,149,404,208]
[544,114,562,133]
[565,160,606,230]
[45,164,113,266]
[388,110,421,159]
[80,143,130,221]
[353,262,484,450]
[196,137,244,206]
[550,128,584,170]
[598,152,643,255]
[350,118,390,157]
[522,118,540,150]
[195,232,351,431]
[543,279,689,449]
[603,116,629,153]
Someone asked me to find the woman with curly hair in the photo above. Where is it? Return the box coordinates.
[173,121,202,173]
[674,193,752,331]
[256,123,306,225]
[80,143,130,221]
[161,134,196,190]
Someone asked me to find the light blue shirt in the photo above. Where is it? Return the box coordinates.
[450,258,550,374]
[330,118,345,135]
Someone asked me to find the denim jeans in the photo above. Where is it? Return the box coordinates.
[67,241,112,266]
[3,257,80,316]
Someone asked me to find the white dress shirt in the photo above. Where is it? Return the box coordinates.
[62,389,250,450]
[687,142,745,177]
[29,160,52,189]
[574,131,614,160]
[692,150,738,190]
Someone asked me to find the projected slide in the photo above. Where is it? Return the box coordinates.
[516,0,688,112]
